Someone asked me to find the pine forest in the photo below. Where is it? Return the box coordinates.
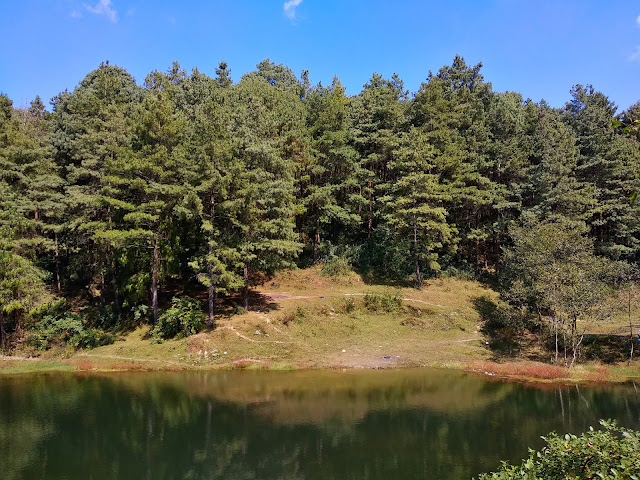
[2,56,640,366]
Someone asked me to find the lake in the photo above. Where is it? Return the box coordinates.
[1,368,640,479]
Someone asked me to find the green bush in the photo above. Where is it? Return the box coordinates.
[232,305,248,315]
[151,296,204,341]
[321,255,352,277]
[28,312,114,350]
[476,420,640,479]
[364,292,403,313]
[280,306,308,326]
[342,298,357,314]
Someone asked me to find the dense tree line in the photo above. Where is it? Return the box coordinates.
[1,56,639,345]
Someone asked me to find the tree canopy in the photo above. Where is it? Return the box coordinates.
[1,57,639,359]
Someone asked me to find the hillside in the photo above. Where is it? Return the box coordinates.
[33,268,497,371]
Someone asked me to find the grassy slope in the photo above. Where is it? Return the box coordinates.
[3,267,640,382]
[10,267,496,372]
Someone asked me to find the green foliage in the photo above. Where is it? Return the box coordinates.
[280,305,308,326]
[2,56,640,359]
[475,295,529,355]
[477,421,640,480]
[321,255,352,277]
[342,298,357,314]
[232,305,248,315]
[28,311,114,350]
[502,217,628,366]
[364,292,403,313]
[150,297,204,341]
[295,306,307,320]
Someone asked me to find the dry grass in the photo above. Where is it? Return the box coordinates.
[0,358,74,374]
[57,266,499,371]
[5,266,639,382]
[467,360,569,380]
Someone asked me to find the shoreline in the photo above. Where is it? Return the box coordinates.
[3,354,640,388]
[3,271,640,386]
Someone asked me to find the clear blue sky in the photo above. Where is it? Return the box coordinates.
[1,0,639,111]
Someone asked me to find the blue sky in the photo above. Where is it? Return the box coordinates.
[1,0,639,111]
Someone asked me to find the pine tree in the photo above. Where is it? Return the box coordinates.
[300,77,360,263]
[411,56,496,273]
[182,73,243,325]
[0,191,52,346]
[565,85,640,260]
[102,68,186,323]
[51,63,142,309]
[230,76,303,308]
[215,61,233,89]
[350,73,407,242]
[384,128,456,287]
[521,101,592,226]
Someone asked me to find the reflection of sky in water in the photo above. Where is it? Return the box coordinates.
[1,370,640,480]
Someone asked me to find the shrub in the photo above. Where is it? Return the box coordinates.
[364,292,403,313]
[321,255,352,277]
[295,306,307,320]
[28,312,114,350]
[476,420,640,479]
[280,306,308,326]
[342,298,357,314]
[151,297,204,341]
[232,305,248,315]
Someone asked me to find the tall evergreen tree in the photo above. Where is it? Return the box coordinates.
[0,95,65,266]
[51,63,142,308]
[411,56,496,273]
[300,77,360,263]
[384,128,456,287]
[230,76,303,308]
[103,68,186,323]
[521,101,592,226]
[565,85,640,260]
[350,72,407,241]
[181,72,243,325]
[215,61,233,89]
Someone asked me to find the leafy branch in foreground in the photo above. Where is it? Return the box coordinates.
[476,420,640,479]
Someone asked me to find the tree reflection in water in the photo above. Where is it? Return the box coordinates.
[1,370,639,480]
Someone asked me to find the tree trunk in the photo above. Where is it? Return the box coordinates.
[151,236,159,324]
[0,311,6,349]
[55,232,61,293]
[208,270,216,326]
[111,251,120,314]
[569,315,578,367]
[100,258,106,310]
[413,220,422,289]
[553,311,559,364]
[208,193,216,326]
[629,289,635,365]
[570,333,585,368]
[313,230,319,264]
[562,326,568,367]
[242,264,249,310]
[367,182,372,239]
[108,206,120,313]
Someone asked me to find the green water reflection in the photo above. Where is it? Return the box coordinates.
[1,369,640,479]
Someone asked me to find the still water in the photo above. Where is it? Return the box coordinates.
[1,368,640,480]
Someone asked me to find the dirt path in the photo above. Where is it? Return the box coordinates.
[219,324,290,344]
[264,291,445,308]
[0,354,41,361]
